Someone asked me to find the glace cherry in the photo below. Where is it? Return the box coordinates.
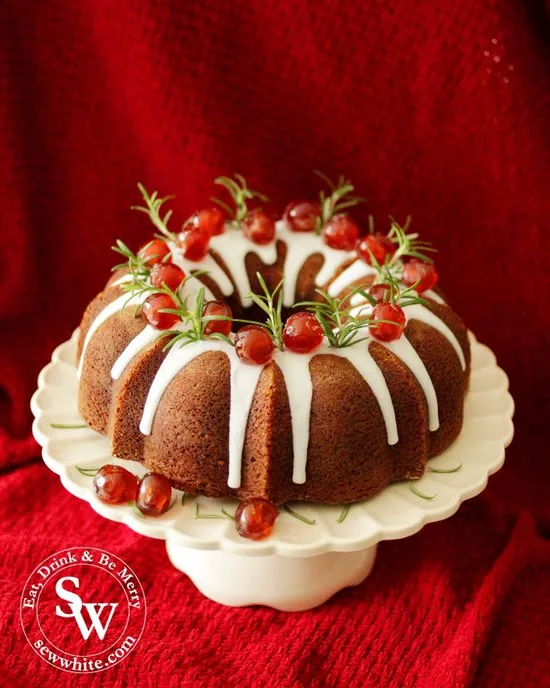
[135,472,173,516]
[203,300,233,337]
[368,303,406,342]
[193,207,225,236]
[368,283,392,303]
[283,200,321,233]
[402,259,439,293]
[176,226,210,261]
[234,325,275,365]
[356,233,396,265]
[242,209,275,245]
[235,498,279,540]
[282,312,324,354]
[150,263,185,292]
[142,293,179,330]
[138,239,171,266]
[322,214,359,251]
[93,465,138,505]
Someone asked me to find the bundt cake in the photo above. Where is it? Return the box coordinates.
[77,174,470,505]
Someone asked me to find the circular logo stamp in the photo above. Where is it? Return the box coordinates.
[20,547,146,673]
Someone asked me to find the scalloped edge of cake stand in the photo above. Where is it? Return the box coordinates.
[31,330,514,610]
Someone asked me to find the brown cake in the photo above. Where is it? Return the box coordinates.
[77,177,470,505]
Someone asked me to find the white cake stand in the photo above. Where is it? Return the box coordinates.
[31,331,514,611]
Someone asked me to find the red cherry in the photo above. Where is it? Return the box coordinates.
[235,498,279,540]
[357,233,396,265]
[368,283,392,303]
[93,465,138,505]
[193,207,225,236]
[234,325,275,365]
[282,312,324,354]
[136,472,172,516]
[150,263,185,291]
[242,209,276,245]
[402,259,439,293]
[142,293,179,330]
[203,300,233,337]
[138,239,171,267]
[369,303,406,342]
[283,200,321,232]
[322,214,359,250]
[176,226,210,261]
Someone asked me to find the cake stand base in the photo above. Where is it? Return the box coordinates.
[166,541,378,611]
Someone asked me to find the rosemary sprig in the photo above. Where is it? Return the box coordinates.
[75,466,101,476]
[295,285,375,348]
[315,171,365,235]
[51,423,88,429]
[428,463,463,474]
[111,239,155,291]
[337,504,350,523]
[212,174,269,223]
[284,504,316,525]
[235,272,285,349]
[408,482,437,500]
[160,285,234,350]
[375,265,431,308]
[131,183,178,241]
[387,217,436,265]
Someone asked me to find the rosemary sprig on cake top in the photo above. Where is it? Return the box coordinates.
[212,174,275,245]
[295,286,376,348]
[158,285,234,350]
[356,217,439,293]
[132,183,178,242]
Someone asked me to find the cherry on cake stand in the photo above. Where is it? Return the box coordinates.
[31,331,514,612]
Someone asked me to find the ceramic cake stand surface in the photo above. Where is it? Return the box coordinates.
[31,330,514,611]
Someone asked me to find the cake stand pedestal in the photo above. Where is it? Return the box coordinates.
[31,331,513,611]
[166,543,377,611]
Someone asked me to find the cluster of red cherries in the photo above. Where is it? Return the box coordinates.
[137,230,438,359]
[93,464,279,539]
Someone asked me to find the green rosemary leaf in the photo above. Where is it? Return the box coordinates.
[221,507,235,520]
[205,333,235,346]
[408,482,437,500]
[75,465,101,476]
[337,504,350,523]
[428,463,463,474]
[284,504,316,525]
[51,423,88,429]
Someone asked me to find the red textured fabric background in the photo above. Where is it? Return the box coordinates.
[1,1,550,686]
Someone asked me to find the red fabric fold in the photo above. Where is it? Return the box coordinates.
[1,0,550,685]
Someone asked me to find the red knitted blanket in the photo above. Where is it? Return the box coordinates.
[1,1,550,686]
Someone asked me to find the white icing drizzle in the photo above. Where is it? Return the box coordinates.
[402,304,466,370]
[275,222,356,306]
[111,325,158,380]
[80,274,212,382]
[273,349,315,484]
[424,289,445,304]
[209,229,278,307]
[383,335,439,431]
[140,339,264,490]
[78,292,146,378]
[327,259,377,297]
[334,344,399,445]
[169,241,234,297]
